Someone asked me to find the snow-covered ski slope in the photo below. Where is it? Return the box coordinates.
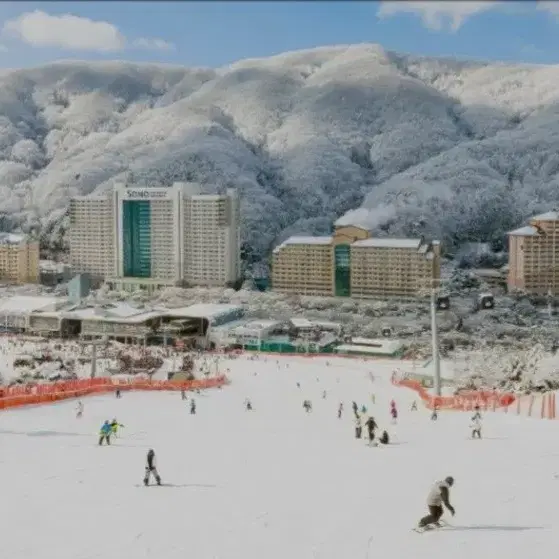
[1,354,557,559]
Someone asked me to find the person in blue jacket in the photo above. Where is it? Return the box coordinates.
[99,420,112,446]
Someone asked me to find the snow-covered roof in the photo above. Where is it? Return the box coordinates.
[290,318,313,328]
[274,236,332,253]
[335,340,404,355]
[531,211,559,221]
[0,296,62,315]
[161,303,243,321]
[233,320,282,336]
[0,232,27,245]
[351,238,423,249]
[508,225,539,236]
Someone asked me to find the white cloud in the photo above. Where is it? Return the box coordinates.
[537,1,559,18]
[377,1,501,31]
[2,10,174,53]
[132,37,175,52]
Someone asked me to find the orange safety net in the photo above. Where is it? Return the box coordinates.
[391,372,515,411]
[0,375,229,410]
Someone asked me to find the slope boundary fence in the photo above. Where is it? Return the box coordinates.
[0,375,229,410]
[391,371,515,411]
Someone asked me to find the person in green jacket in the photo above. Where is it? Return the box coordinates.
[110,418,124,438]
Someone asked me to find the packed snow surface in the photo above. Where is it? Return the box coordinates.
[1,354,557,559]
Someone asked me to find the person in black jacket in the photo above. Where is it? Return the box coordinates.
[365,416,377,443]
[143,449,162,486]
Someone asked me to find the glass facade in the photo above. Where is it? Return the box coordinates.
[334,244,351,297]
[122,200,151,278]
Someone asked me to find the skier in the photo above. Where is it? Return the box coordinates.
[354,414,362,439]
[379,430,390,445]
[115,389,122,399]
[338,402,344,419]
[390,401,398,424]
[245,398,253,411]
[98,420,112,446]
[76,400,84,418]
[190,399,196,415]
[431,405,438,421]
[322,390,327,399]
[416,477,455,531]
[143,449,162,486]
[110,418,124,438]
[303,399,312,413]
[411,401,418,411]
[365,416,378,444]
[361,405,367,414]
[352,401,358,416]
[471,406,482,439]
[181,389,187,401]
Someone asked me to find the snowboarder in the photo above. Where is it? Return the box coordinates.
[379,430,390,445]
[190,399,196,415]
[98,420,112,446]
[365,416,377,443]
[143,449,161,486]
[417,477,455,531]
[76,400,84,418]
[354,415,362,439]
[471,406,482,439]
[338,402,344,419]
[110,418,124,438]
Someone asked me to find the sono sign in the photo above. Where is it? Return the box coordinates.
[124,189,170,200]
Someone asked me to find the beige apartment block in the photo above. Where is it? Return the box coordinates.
[272,236,335,296]
[0,233,39,284]
[271,225,440,300]
[69,192,115,283]
[350,238,440,300]
[508,211,559,295]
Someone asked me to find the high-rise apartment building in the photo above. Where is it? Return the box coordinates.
[0,233,39,284]
[69,183,241,291]
[508,211,559,295]
[272,225,440,300]
[69,193,114,283]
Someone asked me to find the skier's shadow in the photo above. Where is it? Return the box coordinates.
[448,525,544,532]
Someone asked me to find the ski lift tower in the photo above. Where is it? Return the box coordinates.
[418,278,443,397]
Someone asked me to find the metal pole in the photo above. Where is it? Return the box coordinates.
[430,287,441,396]
[91,342,97,378]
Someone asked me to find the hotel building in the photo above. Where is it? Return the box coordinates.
[0,233,39,284]
[508,211,559,295]
[271,225,440,300]
[69,183,241,291]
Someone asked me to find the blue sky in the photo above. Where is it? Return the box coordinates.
[0,1,558,68]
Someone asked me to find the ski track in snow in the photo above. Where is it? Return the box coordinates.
[0,354,557,559]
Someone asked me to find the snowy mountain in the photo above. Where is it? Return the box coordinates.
[2,44,559,262]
